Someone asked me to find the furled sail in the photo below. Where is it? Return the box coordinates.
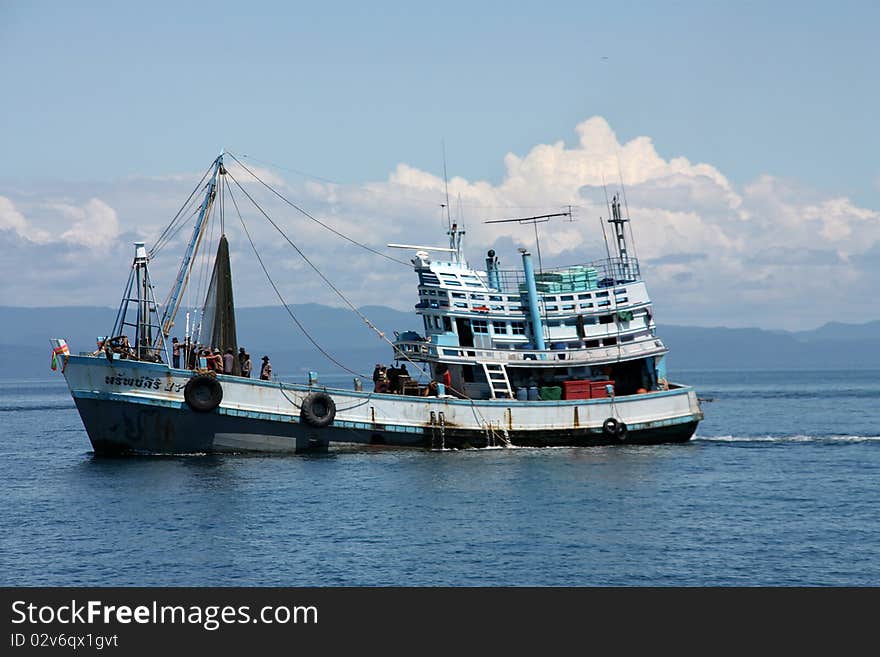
[200,234,240,374]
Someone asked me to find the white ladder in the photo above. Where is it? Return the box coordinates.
[481,362,513,399]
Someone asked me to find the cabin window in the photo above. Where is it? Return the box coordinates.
[454,302,468,308]
[562,304,576,311]
[511,322,526,335]
[492,321,508,334]
[584,316,598,325]
[603,337,617,346]
[462,365,475,382]
[423,316,430,332]
[578,293,592,299]
[583,339,600,348]
[471,294,485,300]
[560,295,574,301]
[452,292,466,298]
[445,280,462,286]
[544,296,557,301]
[489,295,503,301]
[596,291,609,298]
[616,297,629,303]
[620,334,635,343]
[598,301,610,307]
[544,305,558,312]
[614,288,627,295]
[472,320,488,334]
[599,315,614,324]
[490,305,504,311]
[442,316,452,331]
[433,316,442,329]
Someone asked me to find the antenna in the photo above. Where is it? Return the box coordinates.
[442,139,452,230]
[617,158,639,263]
[484,210,572,274]
[600,215,612,262]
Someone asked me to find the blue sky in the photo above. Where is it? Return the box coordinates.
[1,1,878,328]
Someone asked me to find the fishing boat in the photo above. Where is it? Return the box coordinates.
[52,152,703,453]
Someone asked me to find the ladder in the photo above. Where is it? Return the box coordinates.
[481,362,513,399]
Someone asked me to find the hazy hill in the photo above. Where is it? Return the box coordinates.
[1,305,877,380]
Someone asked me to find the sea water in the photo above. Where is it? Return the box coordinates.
[1,370,878,586]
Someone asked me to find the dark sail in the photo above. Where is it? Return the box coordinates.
[200,234,240,375]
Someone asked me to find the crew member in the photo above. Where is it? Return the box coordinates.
[260,355,272,380]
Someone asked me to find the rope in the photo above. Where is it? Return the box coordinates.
[149,161,214,258]
[226,152,411,267]
[226,181,368,379]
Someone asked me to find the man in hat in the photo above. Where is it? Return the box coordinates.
[239,347,252,378]
[210,349,223,373]
[260,355,272,380]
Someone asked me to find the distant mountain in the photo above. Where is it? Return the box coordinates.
[790,320,880,343]
[1,305,877,380]
[658,324,880,370]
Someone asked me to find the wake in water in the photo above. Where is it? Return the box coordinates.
[695,434,880,443]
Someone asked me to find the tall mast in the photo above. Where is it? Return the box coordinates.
[607,193,630,280]
[159,153,224,341]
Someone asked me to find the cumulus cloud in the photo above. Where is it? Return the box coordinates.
[1,116,878,329]
[0,196,120,250]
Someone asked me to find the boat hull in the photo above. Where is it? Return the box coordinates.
[61,355,703,454]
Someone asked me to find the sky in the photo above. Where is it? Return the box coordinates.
[1,0,878,330]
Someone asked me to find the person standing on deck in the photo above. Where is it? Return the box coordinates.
[171,337,181,368]
[260,355,272,380]
[223,349,235,374]
[239,348,252,378]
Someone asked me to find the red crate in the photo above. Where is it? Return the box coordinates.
[590,380,614,398]
[562,379,592,400]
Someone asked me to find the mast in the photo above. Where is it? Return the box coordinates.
[607,194,631,280]
[109,241,167,362]
[159,153,224,341]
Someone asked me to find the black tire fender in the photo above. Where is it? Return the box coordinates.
[602,417,618,436]
[301,391,336,428]
[615,421,628,440]
[184,375,223,412]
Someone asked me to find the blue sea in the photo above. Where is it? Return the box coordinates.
[1,369,878,586]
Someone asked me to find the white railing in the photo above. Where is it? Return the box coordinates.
[392,337,666,366]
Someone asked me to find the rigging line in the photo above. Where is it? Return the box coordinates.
[226,152,411,267]
[152,203,199,260]
[151,191,206,255]
[149,162,214,258]
[224,171,388,338]
[227,173,437,384]
[616,158,639,264]
[225,182,368,379]
[226,172,443,386]
[226,170,441,383]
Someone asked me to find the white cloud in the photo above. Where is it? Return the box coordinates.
[1,116,878,330]
[0,195,52,243]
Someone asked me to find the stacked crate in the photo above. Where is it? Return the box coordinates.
[561,379,615,399]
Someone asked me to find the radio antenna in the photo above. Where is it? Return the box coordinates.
[484,210,571,274]
[442,139,452,230]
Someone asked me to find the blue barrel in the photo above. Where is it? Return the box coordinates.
[528,386,539,401]
[516,387,528,401]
